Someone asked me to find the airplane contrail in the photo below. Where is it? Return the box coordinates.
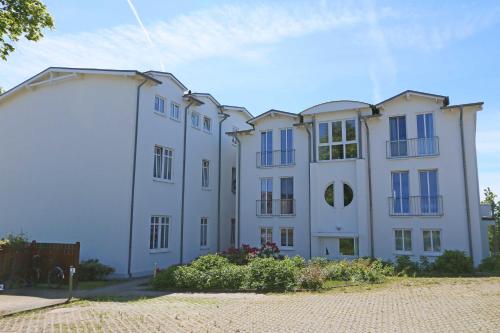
[125,0,165,71]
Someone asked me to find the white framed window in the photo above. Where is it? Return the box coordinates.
[260,227,273,245]
[394,229,412,252]
[260,178,273,215]
[202,159,210,188]
[230,218,236,247]
[423,229,441,253]
[170,102,180,120]
[149,216,169,250]
[153,146,173,181]
[191,111,200,128]
[203,116,212,133]
[200,217,208,248]
[318,119,358,161]
[232,126,238,145]
[154,96,165,114]
[280,227,294,248]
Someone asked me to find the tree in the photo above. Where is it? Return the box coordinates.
[482,187,500,256]
[0,0,54,60]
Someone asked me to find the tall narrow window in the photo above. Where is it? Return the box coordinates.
[203,116,212,133]
[230,218,236,247]
[149,216,169,250]
[280,228,294,248]
[200,218,208,248]
[153,146,173,180]
[170,102,180,120]
[389,116,407,157]
[261,130,273,166]
[331,121,343,159]
[394,229,412,252]
[260,227,273,245]
[280,177,294,215]
[232,126,238,145]
[191,111,200,128]
[154,96,165,113]
[345,119,357,158]
[391,171,410,214]
[423,230,441,252]
[280,128,293,165]
[202,160,210,188]
[419,170,438,214]
[417,113,436,155]
[260,178,273,215]
[318,123,330,160]
[231,167,237,193]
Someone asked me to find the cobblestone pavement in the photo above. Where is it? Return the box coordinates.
[0,278,499,333]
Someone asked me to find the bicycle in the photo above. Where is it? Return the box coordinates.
[47,265,65,289]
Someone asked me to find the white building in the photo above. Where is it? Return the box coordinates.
[0,68,491,274]
[233,92,490,266]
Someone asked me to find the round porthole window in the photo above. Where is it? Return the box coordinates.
[343,183,353,207]
[324,183,334,207]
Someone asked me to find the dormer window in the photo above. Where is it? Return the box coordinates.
[203,116,212,133]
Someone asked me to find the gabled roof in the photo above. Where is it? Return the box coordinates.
[220,105,253,120]
[300,100,371,115]
[441,102,484,110]
[247,109,299,125]
[0,67,160,103]
[376,90,449,107]
[191,93,221,107]
[144,70,188,91]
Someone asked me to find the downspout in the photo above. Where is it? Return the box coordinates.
[217,111,230,252]
[459,107,474,262]
[362,118,375,259]
[179,99,195,264]
[305,126,312,259]
[234,135,242,247]
[127,78,148,278]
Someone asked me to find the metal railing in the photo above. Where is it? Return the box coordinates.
[388,195,443,216]
[256,199,296,216]
[386,137,439,158]
[256,150,295,168]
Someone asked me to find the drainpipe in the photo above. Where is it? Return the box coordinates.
[179,99,195,264]
[127,78,148,278]
[217,111,230,252]
[362,118,375,259]
[234,135,242,247]
[459,107,474,263]
[305,125,312,259]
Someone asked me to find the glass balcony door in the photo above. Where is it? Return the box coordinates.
[389,116,407,157]
[417,113,436,155]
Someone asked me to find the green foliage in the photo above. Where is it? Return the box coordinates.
[78,259,115,281]
[0,232,28,248]
[190,254,229,271]
[298,264,326,290]
[433,250,473,275]
[0,0,55,60]
[324,259,391,283]
[478,255,500,274]
[309,257,329,267]
[395,256,420,276]
[291,255,306,268]
[482,187,500,255]
[245,257,298,291]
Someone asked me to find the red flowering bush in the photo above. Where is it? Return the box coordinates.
[258,242,280,259]
[222,244,258,265]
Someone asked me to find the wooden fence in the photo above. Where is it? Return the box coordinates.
[0,241,80,285]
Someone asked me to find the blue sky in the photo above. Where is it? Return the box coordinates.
[1,0,499,197]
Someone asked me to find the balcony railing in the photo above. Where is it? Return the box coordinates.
[256,150,295,168]
[386,137,439,159]
[388,196,443,216]
[256,199,296,216]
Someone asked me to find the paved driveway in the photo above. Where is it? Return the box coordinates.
[0,277,499,332]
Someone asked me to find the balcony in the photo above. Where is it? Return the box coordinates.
[256,199,296,216]
[388,196,443,216]
[386,137,439,159]
[256,150,295,168]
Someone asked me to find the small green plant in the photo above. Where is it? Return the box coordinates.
[478,255,500,274]
[245,257,298,291]
[433,250,473,275]
[298,264,326,290]
[395,256,419,276]
[78,259,115,281]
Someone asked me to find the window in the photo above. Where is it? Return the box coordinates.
[394,229,412,252]
[280,177,294,215]
[389,116,407,157]
[339,238,356,256]
[170,102,180,120]
[280,228,294,248]
[153,146,173,180]
[154,96,165,114]
[149,216,169,250]
[423,230,441,253]
[202,159,210,188]
[260,227,273,245]
[325,183,334,207]
[417,113,436,155]
[260,178,273,215]
[343,183,353,207]
[230,218,236,247]
[419,170,438,214]
[232,126,238,145]
[203,116,212,133]
[200,218,208,248]
[231,167,236,194]
[260,130,273,166]
[191,111,200,128]
[280,128,293,165]
[318,119,358,161]
[391,171,410,214]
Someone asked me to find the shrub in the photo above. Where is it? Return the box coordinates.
[258,242,280,259]
[298,264,326,290]
[222,244,258,265]
[191,254,229,271]
[309,257,329,267]
[324,259,390,283]
[395,256,419,276]
[78,259,115,281]
[174,266,208,289]
[324,260,350,281]
[291,255,306,268]
[0,233,28,249]
[478,255,500,274]
[246,257,298,291]
[151,265,178,289]
[433,250,473,275]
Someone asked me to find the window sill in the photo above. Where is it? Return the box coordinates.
[192,125,201,130]
[317,158,358,163]
[203,130,213,135]
[153,178,174,184]
[200,246,209,250]
[280,247,295,251]
[149,249,171,254]
[422,251,442,257]
[394,251,413,256]
[154,111,167,118]
[169,116,181,122]
[201,187,212,191]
